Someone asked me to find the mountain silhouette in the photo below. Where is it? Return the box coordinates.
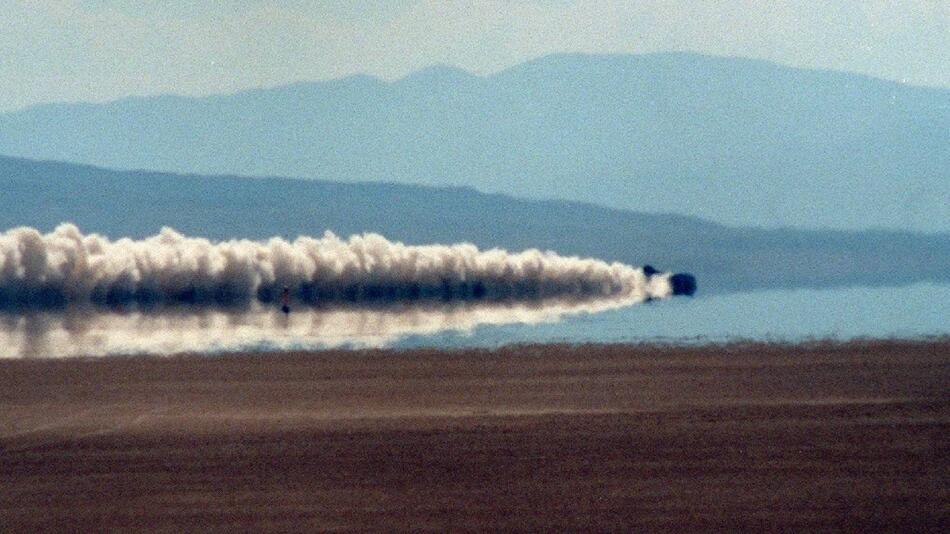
[1,52,946,232]
[2,155,947,294]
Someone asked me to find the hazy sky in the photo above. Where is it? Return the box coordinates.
[2,0,947,112]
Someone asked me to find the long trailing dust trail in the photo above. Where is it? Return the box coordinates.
[0,224,673,308]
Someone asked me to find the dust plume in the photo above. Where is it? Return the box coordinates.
[0,224,673,309]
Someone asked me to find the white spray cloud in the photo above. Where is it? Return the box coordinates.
[0,224,672,308]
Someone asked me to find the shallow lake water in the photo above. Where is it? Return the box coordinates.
[402,283,949,349]
[0,283,946,358]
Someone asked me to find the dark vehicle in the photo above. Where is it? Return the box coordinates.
[670,273,697,296]
[643,265,697,297]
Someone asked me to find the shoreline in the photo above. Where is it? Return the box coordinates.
[2,339,948,530]
[4,334,949,361]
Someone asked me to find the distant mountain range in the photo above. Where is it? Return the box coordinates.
[2,156,947,294]
[0,53,947,232]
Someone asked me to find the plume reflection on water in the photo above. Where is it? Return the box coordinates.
[0,295,640,358]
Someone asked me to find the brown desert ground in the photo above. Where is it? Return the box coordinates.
[1,339,948,531]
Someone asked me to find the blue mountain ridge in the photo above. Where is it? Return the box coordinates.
[1,52,947,232]
[2,155,947,294]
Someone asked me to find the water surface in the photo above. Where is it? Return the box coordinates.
[1,284,946,358]
[407,283,948,348]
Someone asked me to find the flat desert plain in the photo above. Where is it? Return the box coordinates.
[1,340,948,531]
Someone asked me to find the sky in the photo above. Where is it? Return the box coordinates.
[1,0,947,112]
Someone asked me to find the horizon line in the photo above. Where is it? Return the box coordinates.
[4,50,946,115]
